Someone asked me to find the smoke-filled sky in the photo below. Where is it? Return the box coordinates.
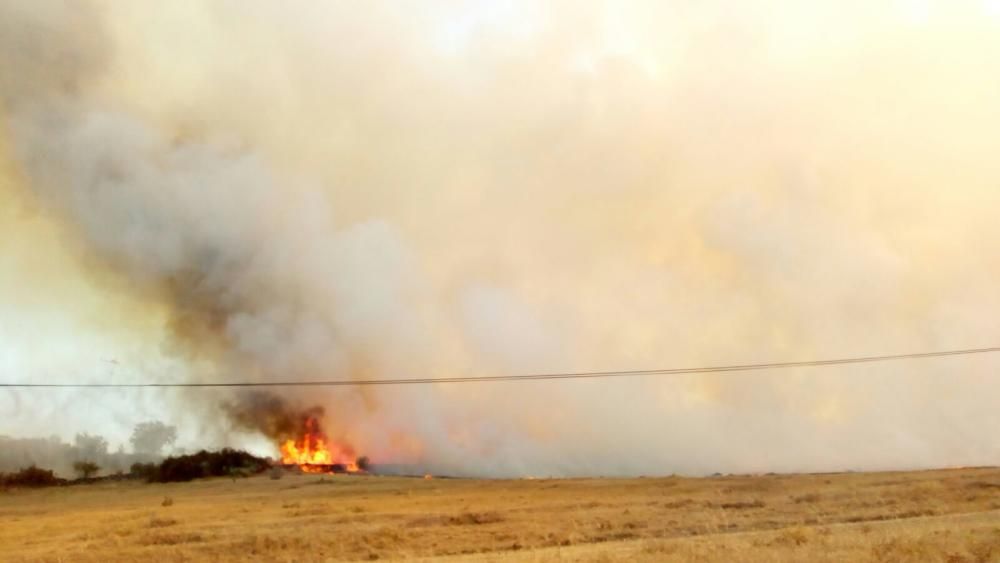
[1,1,999,476]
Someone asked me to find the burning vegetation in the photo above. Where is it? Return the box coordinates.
[279,416,369,474]
[1,401,378,486]
[224,391,370,475]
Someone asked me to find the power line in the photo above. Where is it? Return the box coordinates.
[2,345,999,388]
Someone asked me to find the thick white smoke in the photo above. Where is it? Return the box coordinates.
[1,1,1000,476]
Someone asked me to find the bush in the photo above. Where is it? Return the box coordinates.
[73,460,100,479]
[147,449,269,483]
[1,466,64,488]
[356,456,371,472]
[130,462,159,481]
[156,455,205,483]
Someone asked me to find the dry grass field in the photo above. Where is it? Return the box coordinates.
[1,467,999,562]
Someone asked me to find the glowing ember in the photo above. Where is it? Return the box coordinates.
[279,417,362,473]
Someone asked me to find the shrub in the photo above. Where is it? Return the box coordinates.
[356,456,371,472]
[130,462,159,481]
[73,460,100,479]
[156,455,205,483]
[148,449,269,483]
[1,466,63,488]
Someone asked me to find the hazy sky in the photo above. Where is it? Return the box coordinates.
[1,1,999,476]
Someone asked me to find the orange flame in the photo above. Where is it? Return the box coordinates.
[280,417,361,473]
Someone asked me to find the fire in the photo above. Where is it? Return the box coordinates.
[279,417,362,473]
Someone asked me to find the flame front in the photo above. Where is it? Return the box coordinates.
[280,417,360,473]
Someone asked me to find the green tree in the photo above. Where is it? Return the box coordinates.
[73,460,100,479]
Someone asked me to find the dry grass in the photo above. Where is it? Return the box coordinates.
[0,467,997,561]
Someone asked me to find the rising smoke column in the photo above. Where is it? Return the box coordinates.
[2,1,1000,476]
[0,0,428,464]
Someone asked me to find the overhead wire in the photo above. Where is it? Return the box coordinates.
[2,346,998,388]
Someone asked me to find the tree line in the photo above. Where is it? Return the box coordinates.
[0,420,178,479]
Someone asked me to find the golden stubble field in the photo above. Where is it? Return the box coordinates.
[1,467,999,562]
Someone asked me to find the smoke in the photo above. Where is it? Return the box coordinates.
[223,393,325,444]
[2,0,1000,476]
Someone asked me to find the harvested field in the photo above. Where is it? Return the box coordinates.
[1,467,998,561]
